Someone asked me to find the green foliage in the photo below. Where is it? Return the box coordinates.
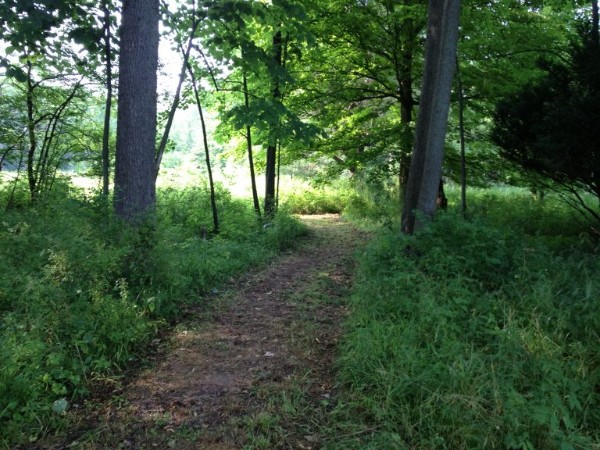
[491,28,600,225]
[455,187,598,248]
[0,186,149,445]
[0,180,307,447]
[330,194,600,449]
[278,178,399,228]
[280,183,350,215]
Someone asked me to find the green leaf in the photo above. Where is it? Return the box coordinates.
[146,297,156,313]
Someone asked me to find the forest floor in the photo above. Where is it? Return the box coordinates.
[41,214,366,450]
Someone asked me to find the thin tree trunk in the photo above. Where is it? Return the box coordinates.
[401,0,461,234]
[275,140,282,209]
[36,81,81,195]
[102,0,113,197]
[243,72,262,218]
[26,61,37,202]
[592,0,599,46]
[456,58,467,217]
[6,148,25,210]
[393,0,420,198]
[275,35,288,211]
[0,145,12,171]
[187,62,219,234]
[155,16,200,179]
[397,25,416,197]
[264,29,283,219]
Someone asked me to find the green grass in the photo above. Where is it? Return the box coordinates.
[327,187,600,450]
[0,179,307,448]
[279,179,352,214]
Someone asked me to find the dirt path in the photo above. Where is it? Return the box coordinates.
[56,214,365,450]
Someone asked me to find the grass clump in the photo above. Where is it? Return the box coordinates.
[330,205,600,449]
[0,180,307,448]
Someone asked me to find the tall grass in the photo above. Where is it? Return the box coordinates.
[279,177,401,231]
[0,180,307,448]
[329,188,600,449]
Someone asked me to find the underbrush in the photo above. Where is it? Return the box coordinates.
[279,180,351,215]
[278,178,401,233]
[0,182,307,448]
[330,192,600,449]
[460,187,595,242]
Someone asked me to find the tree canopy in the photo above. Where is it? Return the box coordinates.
[0,0,597,226]
[492,22,600,224]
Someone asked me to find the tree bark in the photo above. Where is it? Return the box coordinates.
[401,0,461,234]
[26,61,37,202]
[187,62,219,235]
[101,0,113,197]
[114,0,159,222]
[243,72,262,218]
[456,57,467,217]
[155,16,200,179]
[264,29,283,219]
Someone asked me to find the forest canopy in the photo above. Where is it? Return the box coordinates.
[0,0,597,222]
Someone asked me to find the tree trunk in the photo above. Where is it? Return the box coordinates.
[275,140,282,209]
[592,0,599,47]
[243,72,262,218]
[101,0,113,197]
[6,148,25,210]
[114,0,159,222]
[187,62,219,235]
[26,61,37,202]
[401,0,461,234]
[456,58,467,217]
[264,29,283,219]
[155,17,200,179]
[397,5,417,197]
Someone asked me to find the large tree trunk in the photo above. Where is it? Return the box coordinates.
[401,0,461,234]
[114,0,159,222]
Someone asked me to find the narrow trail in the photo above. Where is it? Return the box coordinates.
[55,214,365,450]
